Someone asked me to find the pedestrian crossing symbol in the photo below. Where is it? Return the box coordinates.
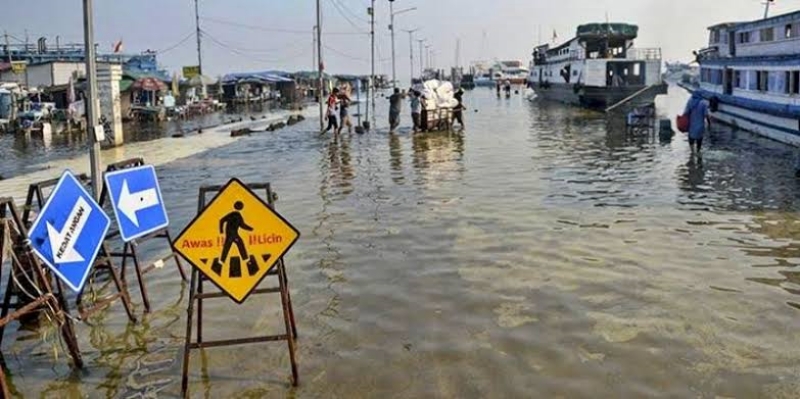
[172,179,300,304]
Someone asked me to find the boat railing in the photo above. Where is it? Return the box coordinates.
[628,48,662,61]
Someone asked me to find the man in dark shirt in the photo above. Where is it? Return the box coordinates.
[453,88,466,129]
[388,88,402,131]
[337,92,352,134]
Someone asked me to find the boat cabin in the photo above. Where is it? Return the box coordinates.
[531,23,662,89]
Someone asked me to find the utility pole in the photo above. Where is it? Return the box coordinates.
[367,0,375,128]
[3,31,11,64]
[402,29,419,85]
[417,39,425,80]
[389,2,416,88]
[312,26,317,74]
[389,0,396,88]
[316,0,324,132]
[425,45,431,70]
[194,0,206,98]
[455,38,461,69]
[82,0,102,199]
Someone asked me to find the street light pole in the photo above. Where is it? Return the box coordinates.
[316,0,324,132]
[389,3,416,89]
[417,39,425,80]
[425,45,431,70]
[82,0,102,199]
[368,0,375,128]
[402,29,419,85]
[389,0,396,88]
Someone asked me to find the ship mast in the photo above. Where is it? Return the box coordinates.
[763,0,772,19]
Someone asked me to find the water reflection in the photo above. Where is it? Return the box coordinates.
[411,130,465,186]
[324,134,355,199]
[389,133,404,185]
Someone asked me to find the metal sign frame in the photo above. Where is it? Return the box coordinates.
[179,181,298,397]
[0,198,83,396]
[99,158,187,313]
[21,174,137,323]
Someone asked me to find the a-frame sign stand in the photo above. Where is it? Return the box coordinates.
[99,158,187,313]
[0,197,83,396]
[20,174,137,322]
[178,181,299,397]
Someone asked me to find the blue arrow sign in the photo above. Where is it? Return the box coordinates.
[28,171,111,293]
[104,165,169,242]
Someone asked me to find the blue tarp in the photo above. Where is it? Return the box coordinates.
[221,71,294,85]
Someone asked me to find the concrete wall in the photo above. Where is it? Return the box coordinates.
[0,70,25,85]
[97,64,124,145]
[52,62,85,86]
[26,63,53,88]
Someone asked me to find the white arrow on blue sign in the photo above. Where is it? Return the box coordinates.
[28,171,111,293]
[104,165,169,242]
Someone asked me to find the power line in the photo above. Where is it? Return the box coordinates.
[155,31,196,55]
[323,44,368,63]
[332,0,369,24]
[328,0,368,34]
[202,29,309,64]
[202,16,366,36]
[199,29,303,55]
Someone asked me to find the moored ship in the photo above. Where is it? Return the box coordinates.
[527,23,667,110]
[690,9,800,145]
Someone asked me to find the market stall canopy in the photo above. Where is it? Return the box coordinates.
[221,71,294,85]
[132,77,167,91]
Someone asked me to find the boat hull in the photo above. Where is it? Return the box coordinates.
[531,83,668,110]
[711,103,800,146]
[683,85,800,147]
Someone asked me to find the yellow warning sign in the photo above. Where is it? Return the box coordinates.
[173,179,300,304]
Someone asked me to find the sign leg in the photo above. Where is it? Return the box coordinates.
[181,268,198,398]
[197,277,203,343]
[110,264,137,323]
[278,265,298,386]
[54,296,84,368]
[280,260,298,340]
[165,230,188,282]
[129,242,151,313]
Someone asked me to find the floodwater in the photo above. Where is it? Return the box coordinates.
[4,86,800,398]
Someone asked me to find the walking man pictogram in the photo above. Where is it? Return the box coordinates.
[219,201,253,262]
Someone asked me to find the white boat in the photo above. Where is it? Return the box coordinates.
[527,22,667,109]
[493,61,529,85]
[691,9,800,145]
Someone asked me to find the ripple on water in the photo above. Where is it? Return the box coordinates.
[6,89,800,398]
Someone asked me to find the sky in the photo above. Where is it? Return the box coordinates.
[1,0,797,81]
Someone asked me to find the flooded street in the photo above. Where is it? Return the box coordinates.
[5,87,800,398]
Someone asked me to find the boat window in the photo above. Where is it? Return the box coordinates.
[786,24,794,39]
[572,70,578,77]
[713,29,721,43]
[760,27,774,42]
[735,70,743,89]
[757,71,768,91]
[787,71,800,95]
[633,63,641,76]
[739,31,751,44]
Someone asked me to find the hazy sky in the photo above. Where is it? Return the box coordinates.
[2,0,797,80]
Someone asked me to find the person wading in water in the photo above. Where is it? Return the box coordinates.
[322,88,340,134]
